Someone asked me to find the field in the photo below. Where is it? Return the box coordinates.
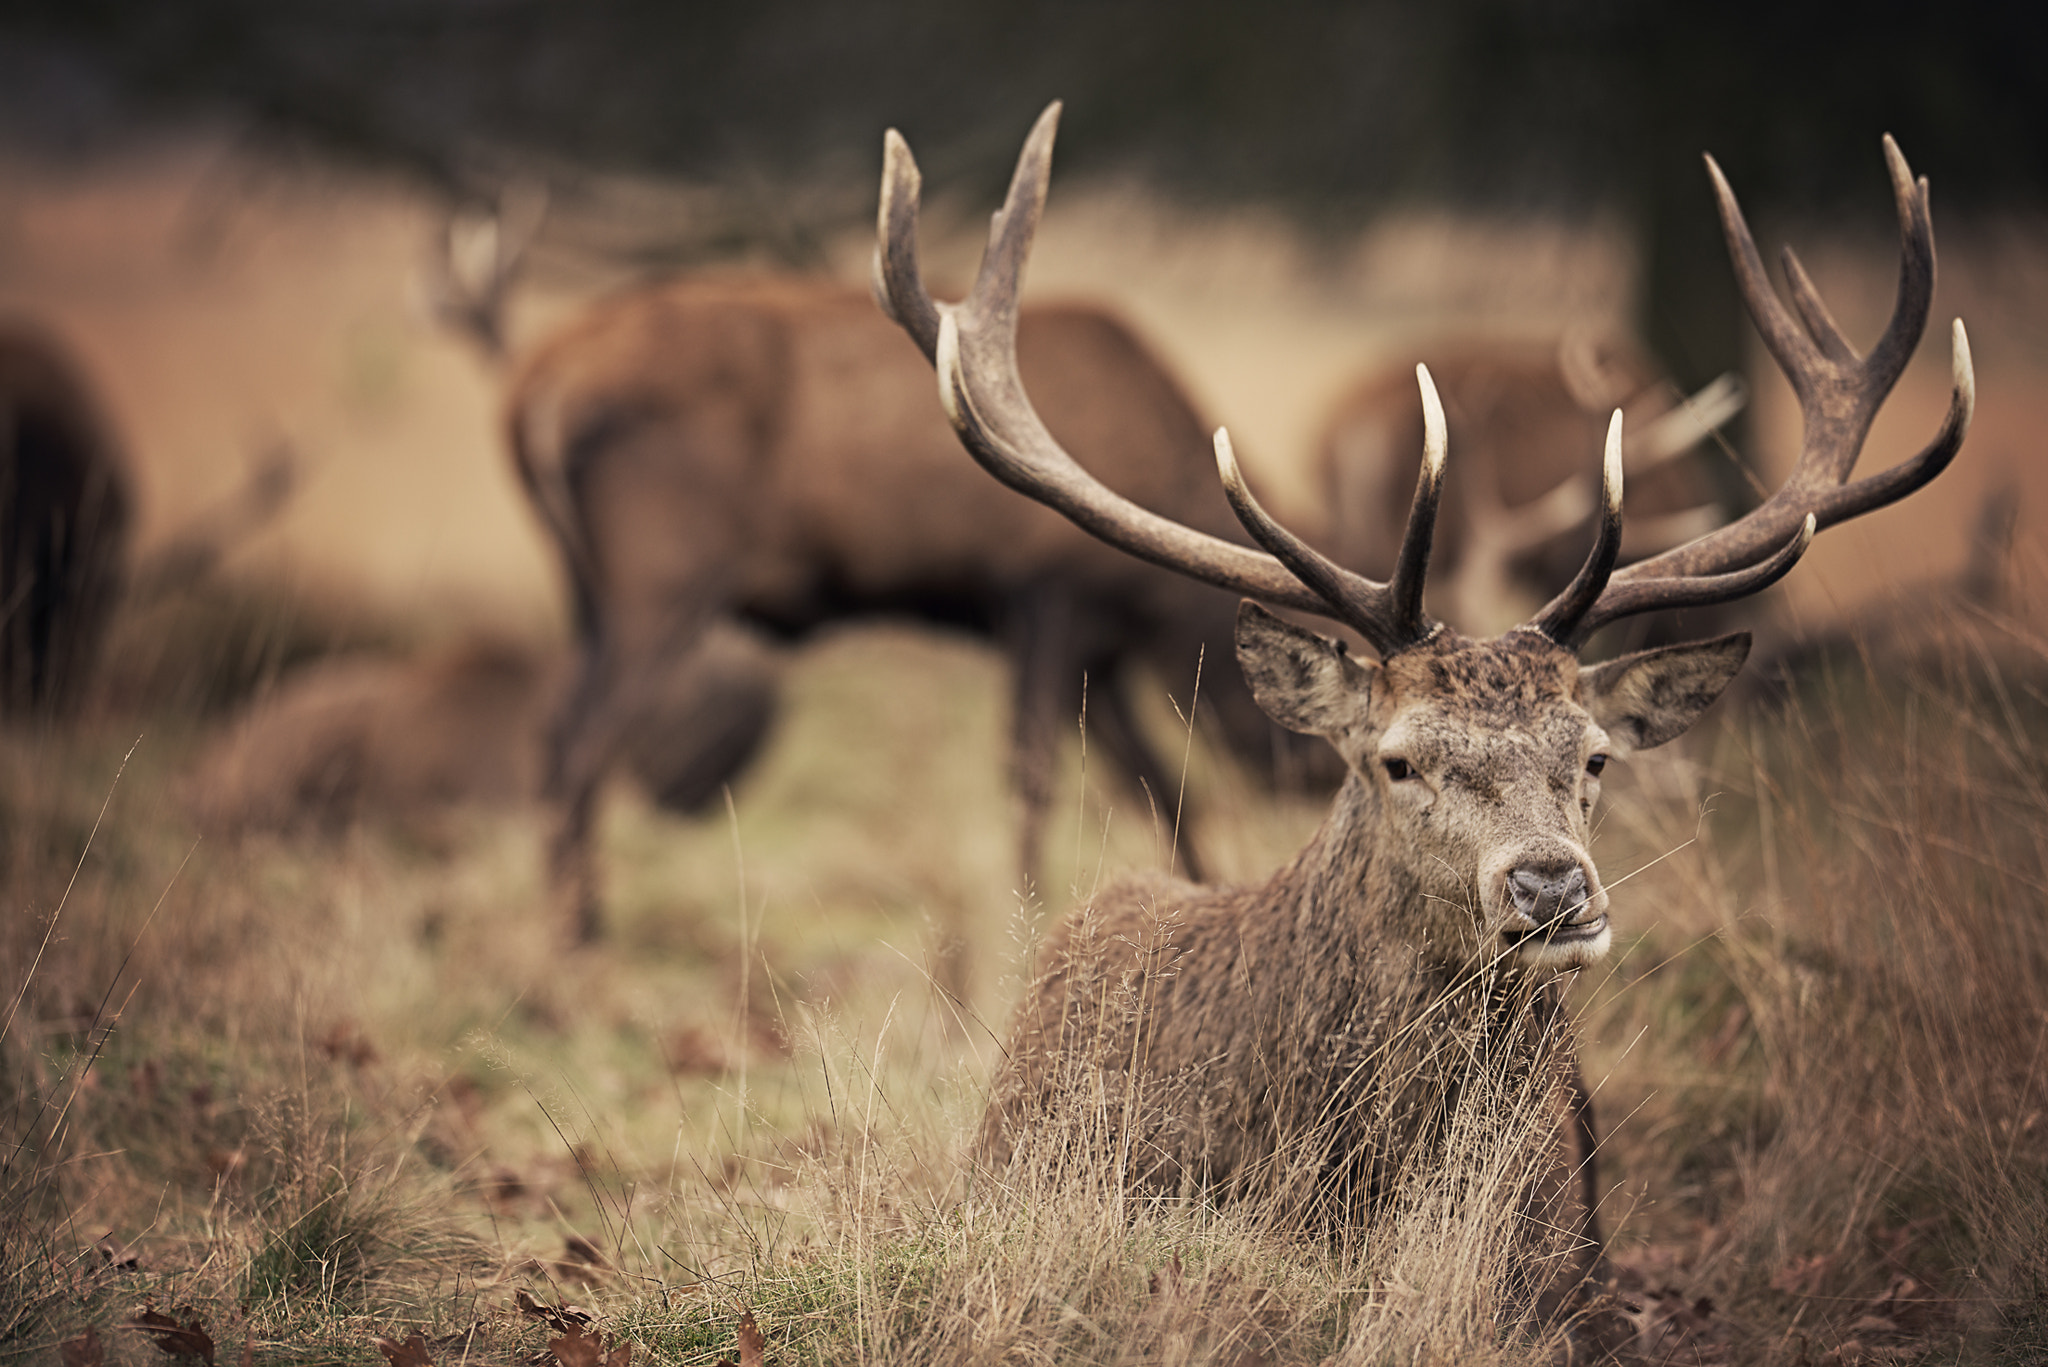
[5,580,2048,1365]
[5,145,2048,1365]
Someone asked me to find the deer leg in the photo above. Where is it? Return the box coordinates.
[625,620,785,814]
[1085,663,1208,882]
[1005,589,1078,901]
[538,405,758,943]
[545,611,746,942]
[543,633,622,945]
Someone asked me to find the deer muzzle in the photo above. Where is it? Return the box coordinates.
[1494,853,1611,968]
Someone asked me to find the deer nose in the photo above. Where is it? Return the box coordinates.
[1507,864,1590,925]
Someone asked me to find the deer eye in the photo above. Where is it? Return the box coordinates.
[1382,758,1418,782]
[1585,754,1609,778]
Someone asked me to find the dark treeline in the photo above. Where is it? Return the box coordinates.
[4,0,2044,388]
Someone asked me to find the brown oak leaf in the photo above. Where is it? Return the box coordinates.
[547,1324,630,1367]
[374,1331,435,1366]
[515,1289,595,1334]
[734,1310,764,1367]
[125,1308,215,1364]
[59,1325,104,1367]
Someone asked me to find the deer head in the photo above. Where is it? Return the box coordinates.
[874,104,1973,975]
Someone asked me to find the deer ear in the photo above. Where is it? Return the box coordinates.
[1581,632,1750,753]
[1235,600,1375,737]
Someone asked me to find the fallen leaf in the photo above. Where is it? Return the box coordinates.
[547,1324,631,1367]
[515,1289,595,1335]
[58,1326,104,1367]
[374,1332,435,1366]
[125,1308,216,1365]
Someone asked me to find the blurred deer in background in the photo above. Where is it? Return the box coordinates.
[877,105,1971,1298]
[0,323,132,721]
[418,187,1324,945]
[495,256,1322,944]
[414,187,790,831]
[1314,335,1745,638]
[0,320,299,731]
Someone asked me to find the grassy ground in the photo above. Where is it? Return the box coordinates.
[4,597,2046,1364]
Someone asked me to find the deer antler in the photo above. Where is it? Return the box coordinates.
[875,103,1447,657]
[421,181,550,363]
[1528,135,1974,649]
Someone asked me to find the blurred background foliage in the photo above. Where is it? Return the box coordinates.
[4,0,2045,392]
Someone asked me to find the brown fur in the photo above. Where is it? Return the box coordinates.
[890,109,1962,1331]
[983,606,1750,1290]
[507,275,1321,937]
[0,323,131,719]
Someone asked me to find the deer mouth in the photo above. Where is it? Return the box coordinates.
[1499,906,1611,968]
[1503,910,1609,947]
[1499,909,1605,950]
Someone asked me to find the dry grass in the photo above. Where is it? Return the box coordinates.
[3,591,2046,1364]
[1579,606,2048,1364]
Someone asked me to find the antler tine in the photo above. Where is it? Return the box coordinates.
[1526,410,1625,644]
[1385,366,1448,642]
[1706,152,1823,391]
[1865,134,1939,389]
[963,101,1058,335]
[884,103,1450,651]
[873,127,942,357]
[874,102,1066,360]
[1214,428,1435,654]
[1569,515,1815,648]
[1558,138,1972,638]
[1780,246,1859,367]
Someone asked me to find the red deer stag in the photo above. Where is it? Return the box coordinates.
[1315,337,1745,637]
[0,323,132,720]
[509,268,1318,941]
[875,105,1972,1284]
